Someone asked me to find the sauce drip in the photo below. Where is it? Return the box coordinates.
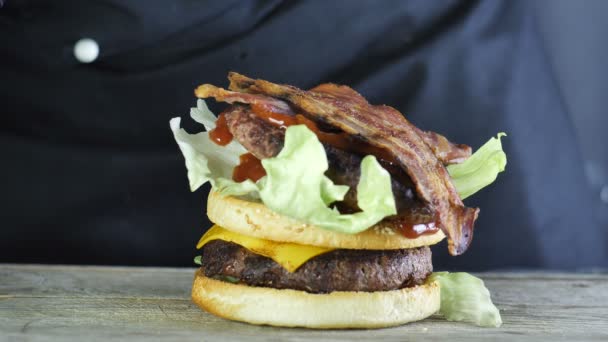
[250,104,300,128]
[250,104,399,165]
[209,113,234,146]
[233,153,266,182]
[397,221,440,239]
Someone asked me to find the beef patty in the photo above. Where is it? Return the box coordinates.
[223,104,417,213]
[200,240,433,293]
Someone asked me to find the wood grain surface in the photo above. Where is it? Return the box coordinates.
[1,264,607,341]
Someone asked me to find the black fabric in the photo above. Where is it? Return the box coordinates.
[1,0,606,269]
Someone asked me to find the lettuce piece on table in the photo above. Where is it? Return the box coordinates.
[430,272,503,327]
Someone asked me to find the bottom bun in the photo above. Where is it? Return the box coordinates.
[192,269,440,329]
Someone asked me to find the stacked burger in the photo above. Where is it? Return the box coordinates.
[171,73,506,328]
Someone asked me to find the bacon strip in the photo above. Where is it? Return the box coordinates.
[310,84,472,164]
[416,129,471,164]
[194,84,293,115]
[197,83,471,165]
[224,72,479,255]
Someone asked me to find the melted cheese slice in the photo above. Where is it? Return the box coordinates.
[197,225,334,272]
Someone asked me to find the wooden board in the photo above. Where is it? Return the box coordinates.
[1,264,607,341]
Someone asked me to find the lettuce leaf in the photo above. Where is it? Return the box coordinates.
[447,134,507,199]
[171,100,506,233]
[430,272,502,327]
[258,125,396,233]
[170,100,257,197]
[170,100,396,233]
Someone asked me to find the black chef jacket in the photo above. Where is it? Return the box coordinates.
[1,0,606,270]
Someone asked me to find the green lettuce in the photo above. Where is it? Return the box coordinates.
[171,100,506,234]
[170,100,258,197]
[258,125,396,233]
[430,272,502,327]
[447,134,507,199]
[170,100,396,234]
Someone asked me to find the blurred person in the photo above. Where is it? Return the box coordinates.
[1,0,606,270]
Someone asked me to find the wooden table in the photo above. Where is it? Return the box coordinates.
[1,265,606,341]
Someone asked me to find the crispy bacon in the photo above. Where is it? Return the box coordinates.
[310,84,472,164]
[194,84,293,115]
[224,73,479,255]
[416,130,471,164]
[197,83,471,165]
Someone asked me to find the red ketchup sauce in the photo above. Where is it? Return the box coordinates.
[207,113,265,182]
[209,113,234,146]
[232,153,266,182]
[250,104,399,164]
[250,104,300,128]
[397,221,440,239]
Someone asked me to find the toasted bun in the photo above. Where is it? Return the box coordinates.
[192,269,439,329]
[207,191,445,250]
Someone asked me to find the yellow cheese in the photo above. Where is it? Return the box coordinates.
[197,225,334,272]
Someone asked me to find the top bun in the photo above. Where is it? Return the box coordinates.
[207,191,445,250]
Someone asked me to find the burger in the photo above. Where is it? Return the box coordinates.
[170,72,506,328]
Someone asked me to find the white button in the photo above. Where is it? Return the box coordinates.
[74,38,99,63]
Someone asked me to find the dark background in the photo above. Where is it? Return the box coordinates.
[1,0,606,271]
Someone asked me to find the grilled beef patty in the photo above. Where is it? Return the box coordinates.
[223,104,417,212]
[200,240,433,293]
